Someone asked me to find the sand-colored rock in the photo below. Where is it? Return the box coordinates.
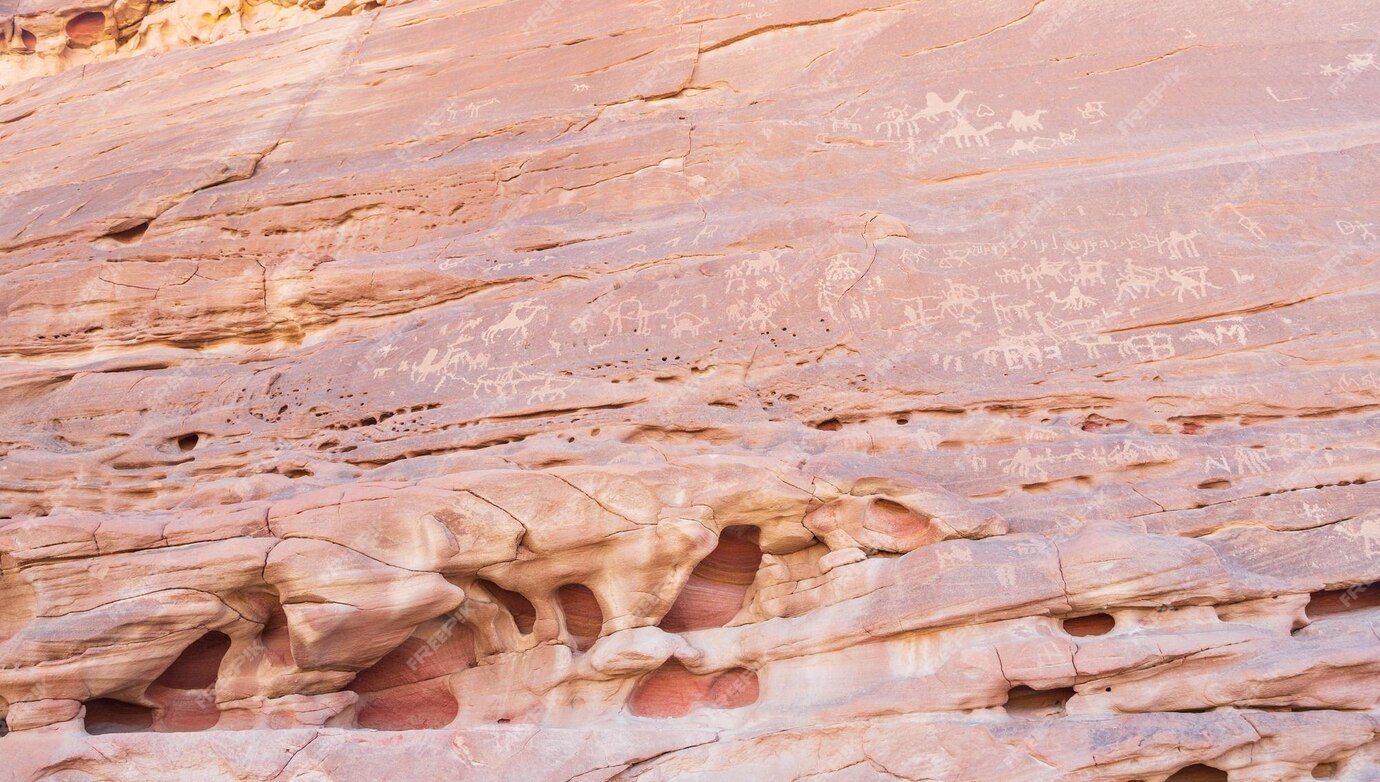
[2,0,1379,779]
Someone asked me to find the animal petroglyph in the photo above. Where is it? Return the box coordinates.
[1007,109,1047,132]
[940,118,1002,147]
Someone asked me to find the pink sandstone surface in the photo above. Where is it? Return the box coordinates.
[1,0,1379,779]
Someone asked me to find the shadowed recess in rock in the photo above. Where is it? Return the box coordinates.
[628,661,759,718]
[1306,583,1380,619]
[1062,612,1115,636]
[1165,765,1229,782]
[660,525,762,633]
[144,631,230,732]
[476,579,537,635]
[356,678,459,731]
[349,614,473,730]
[154,632,230,690]
[350,615,477,693]
[557,583,603,651]
[84,699,155,735]
[1004,686,1074,719]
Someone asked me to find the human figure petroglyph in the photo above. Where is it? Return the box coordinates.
[1115,259,1165,301]
[940,118,1002,147]
[1036,256,1069,283]
[936,281,983,320]
[919,89,972,123]
[1167,266,1221,301]
[483,302,543,344]
[745,296,777,331]
[1232,208,1267,240]
[1007,109,1047,132]
[830,107,863,133]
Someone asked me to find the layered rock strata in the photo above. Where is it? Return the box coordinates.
[1,0,1379,779]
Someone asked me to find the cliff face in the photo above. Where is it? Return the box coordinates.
[2,0,1379,779]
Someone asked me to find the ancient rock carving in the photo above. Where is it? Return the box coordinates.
[3,0,1380,779]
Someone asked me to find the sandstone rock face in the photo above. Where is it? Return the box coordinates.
[2,0,1379,779]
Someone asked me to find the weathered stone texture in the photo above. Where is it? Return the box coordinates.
[1,0,1378,779]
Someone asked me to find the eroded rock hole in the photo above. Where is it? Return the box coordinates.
[1197,478,1231,490]
[20,30,37,50]
[84,699,155,734]
[102,220,150,244]
[146,631,229,731]
[477,579,536,634]
[155,631,229,689]
[1312,762,1337,778]
[1062,613,1115,636]
[556,583,602,651]
[1004,685,1074,718]
[1165,765,1228,782]
[1306,583,1380,619]
[661,526,762,633]
[350,614,470,730]
[177,433,200,451]
[628,661,759,718]
[65,12,106,45]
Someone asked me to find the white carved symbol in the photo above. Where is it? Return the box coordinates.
[919,89,972,123]
[1007,109,1047,132]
